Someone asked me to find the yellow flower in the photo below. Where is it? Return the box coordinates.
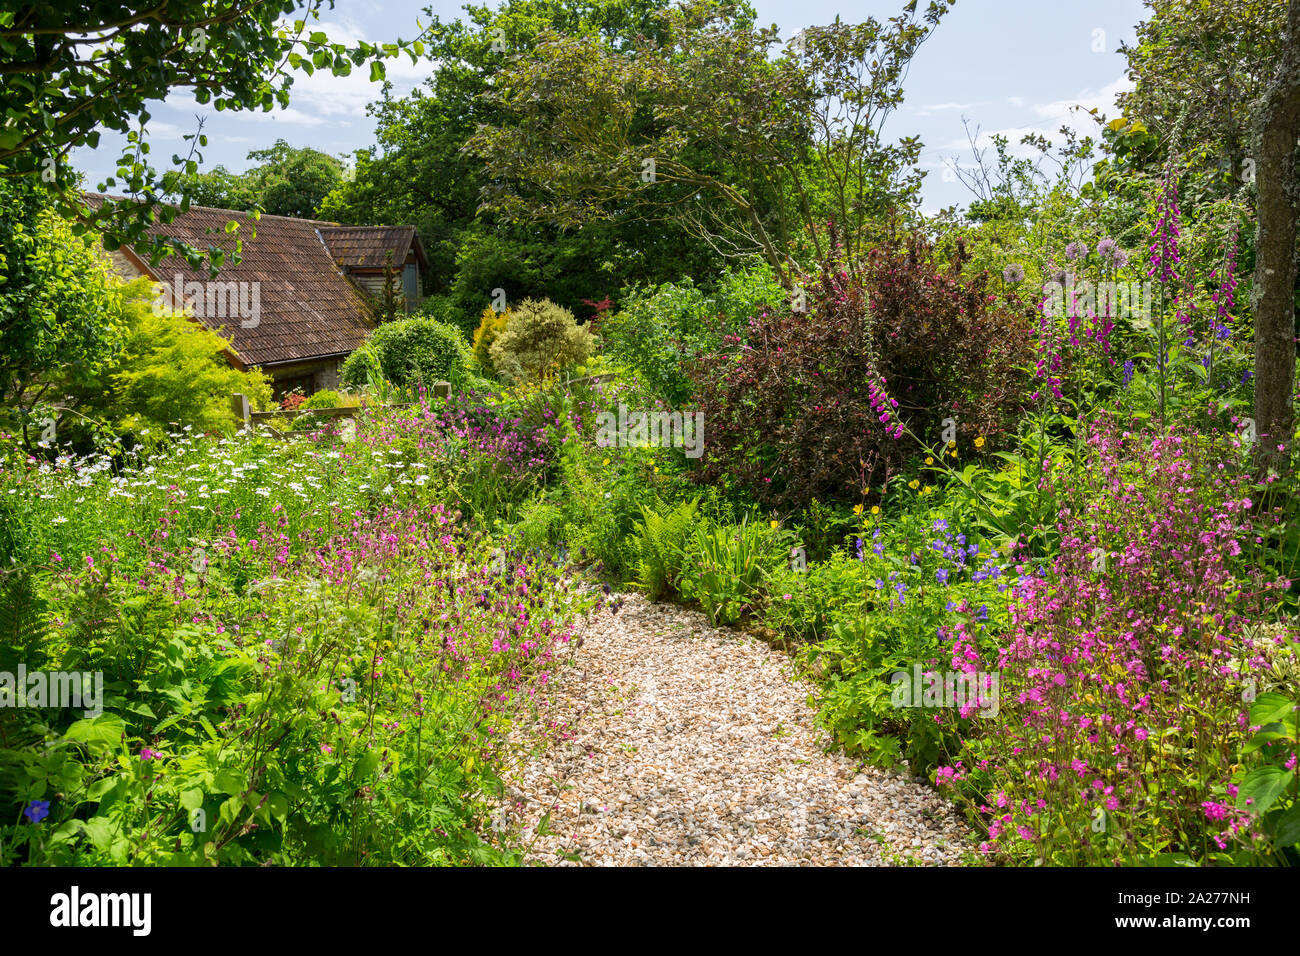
[949,448,958,458]
[770,519,779,529]
[922,485,932,495]
[871,506,880,515]
[852,504,864,516]
[653,466,660,474]
[925,456,934,465]
[974,436,986,449]
[602,458,610,465]
[908,479,919,490]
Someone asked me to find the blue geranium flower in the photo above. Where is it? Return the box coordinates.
[24,799,50,824]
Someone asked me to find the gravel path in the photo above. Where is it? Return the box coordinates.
[504,594,976,866]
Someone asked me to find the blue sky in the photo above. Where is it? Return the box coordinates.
[71,0,1148,213]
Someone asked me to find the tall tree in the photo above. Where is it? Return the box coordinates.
[183,140,346,218]
[319,0,728,321]
[465,0,951,284]
[1118,0,1288,193]
[1251,0,1300,476]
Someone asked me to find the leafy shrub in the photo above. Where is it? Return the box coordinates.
[690,236,1034,510]
[759,492,1016,771]
[489,298,593,384]
[414,294,472,337]
[471,306,511,376]
[340,316,470,392]
[290,389,352,431]
[0,175,124,407]
[300,389,341,409]
[602,264,784,405]
[66,279,272,444]
[512,499,566,552]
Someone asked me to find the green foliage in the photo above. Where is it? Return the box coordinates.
[0,412,592,866]
[316,0,723,320]
[468,1,951,280]
[675,514,791,626]
[1114,0,1288,202]
[472,307,511,376]
[632,497,700,601]
[758,491,1013,773]
[65,280,274,443]
[0,175,123,406]
[289,389,349,430]
[299,390,342,410]
[341,316,471,392]
[489,298,593,383]
[1234,686,1300,861]
[601,263,784,404]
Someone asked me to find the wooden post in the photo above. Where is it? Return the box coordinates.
[432,381,451,401]
[230,393,251,429]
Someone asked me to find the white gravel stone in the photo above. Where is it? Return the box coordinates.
[504,593,976,866]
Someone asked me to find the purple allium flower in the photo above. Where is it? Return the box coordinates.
[1064,241,1088,261]
[1097,237,1130,269]
[1003,263,1025,284]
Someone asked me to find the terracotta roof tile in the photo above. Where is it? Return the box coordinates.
[318,225,426,270]
[82,195,404,367]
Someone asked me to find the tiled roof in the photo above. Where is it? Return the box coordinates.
[82,195,400,367]
[318,225,427,270]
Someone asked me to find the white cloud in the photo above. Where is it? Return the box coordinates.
[914,101,979,117]
[1029,74,1134,128]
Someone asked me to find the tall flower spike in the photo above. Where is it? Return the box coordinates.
[1210,226,1240,338]
[1147,169,1182,287]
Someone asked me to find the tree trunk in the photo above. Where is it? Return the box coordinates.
[1251,0,1300,476]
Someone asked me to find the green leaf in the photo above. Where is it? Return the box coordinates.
[63,714,127,750]
[266,792,289,823]
[1250,692,1297,727]
[1271,804,1300,847]
[214,768,245,796]
[1238,766,1294,815]
[353,751,382,780]
[370,61,386,82]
